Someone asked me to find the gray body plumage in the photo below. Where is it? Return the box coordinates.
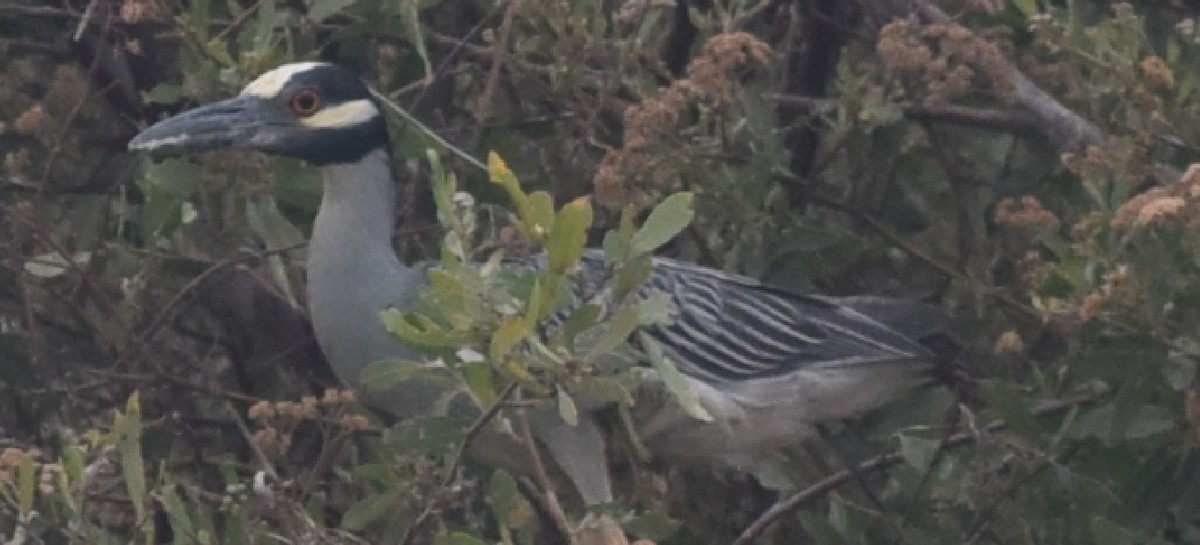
[129,62,950,508]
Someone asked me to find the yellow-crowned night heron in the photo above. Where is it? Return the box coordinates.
[128,62,952,507]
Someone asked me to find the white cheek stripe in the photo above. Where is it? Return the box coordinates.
[300,99,380,129]
[242,62,328,98]
[129,133,190,151]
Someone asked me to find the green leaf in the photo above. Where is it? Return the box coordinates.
[560,303,601,348]
[488,152,537,238]
[490,316,527,364]
[380,309,472,349]
[638,292,675,326]
[582,304,641,363]
[398,0,434,79]
[246,197,305,305]
[1124,405,1176,439]
[434,532,488,545]
[897,434,939,471]
[463,361,497,407]
[359,359,444,391]
[382,415,472,457]
[141,83,183,105]
[638,331,712,422]
[139,158,199,236]
[978,379,1041,438]
[575,377,634,408]
[116,393,148,532]
[557,386,579,426]
[1090,517,1135,545]
[307,0,356,22]
[626,509,681,541]
[546,198,593,274]
[16,452,33,518]
[614,254,653,300]
[23,250,92,279]
[609,205,639,257]
[489,469,520,526]
[1012,0,1038,18]
[157,480,198,544]
[524,190,556,240]
[630,192,694,254]
[341,486,409,531]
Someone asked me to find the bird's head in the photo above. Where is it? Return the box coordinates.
[128,62,388,165]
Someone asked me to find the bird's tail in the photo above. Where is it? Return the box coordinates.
[836,296,971,398]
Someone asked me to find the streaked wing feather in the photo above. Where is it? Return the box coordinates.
[631,256,932,382]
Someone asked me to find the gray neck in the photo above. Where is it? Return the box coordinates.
[307,148,429,416]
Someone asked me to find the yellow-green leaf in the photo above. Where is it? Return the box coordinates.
[360,359,441,391]
[631,192,694,254]
[435,532,489,545]
[614,254,653,300]
[464,362,497,407]
[488,152,531,223]
[504,359,538,385]
[523,191,556,242]
[380,309,472,348]
[582,304,641,363]
[489,469,520,527]
[547,198,593,274]
[16,452,33,518]
[638,331,712,422]
[490,316,527,363]
[307,0,356,22]
[560,303,601,348]
[557,386,579,426]
[116,392,148,527]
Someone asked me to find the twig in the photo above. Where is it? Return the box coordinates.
[398,382,520,545]
[772,94,1043,138]
[112,243,305,371]
[516,397,577,545]
[0,3,78,17]
[730,388,1108,545]
[71,0,99,42]
[470,0,521,149]
[225,401,279,480]
[213,1,263,43]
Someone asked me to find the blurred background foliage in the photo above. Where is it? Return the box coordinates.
[3,0,1200,543]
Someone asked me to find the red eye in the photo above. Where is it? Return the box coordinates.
[289,88,322,117]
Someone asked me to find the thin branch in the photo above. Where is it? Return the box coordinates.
[111,243,306,371]
[212,0,263,43]
[731,388,1108,545]
[516,399,577,545]
[470,0,521,149]
[773,94,1044,137]
[398,382,520,545]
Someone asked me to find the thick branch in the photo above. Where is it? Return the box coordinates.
[868,0,1103,152]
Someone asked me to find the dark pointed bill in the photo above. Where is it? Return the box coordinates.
[128,95,282,157]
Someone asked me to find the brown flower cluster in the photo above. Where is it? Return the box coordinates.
[0,447,58,495]
[876,20,1015,108]
[1112,187,1186,228]
[247,389,369,454]
[1140,56,1174,90]
[1060,138,1149,194]
[992,330,1025,355]
[994,195,1061,231]
[594,32,770,209]
[119,0,167,24]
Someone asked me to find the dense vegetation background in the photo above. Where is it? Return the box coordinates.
[3,0,1200,543]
